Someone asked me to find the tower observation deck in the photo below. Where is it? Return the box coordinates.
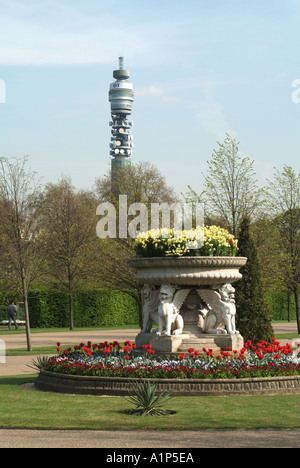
[109,57,134,178]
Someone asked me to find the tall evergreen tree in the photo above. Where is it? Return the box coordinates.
[235,215,274,343]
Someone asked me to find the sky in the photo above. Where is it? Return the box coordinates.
[0,0,300,197]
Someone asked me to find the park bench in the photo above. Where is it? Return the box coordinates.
[1,320,26,326]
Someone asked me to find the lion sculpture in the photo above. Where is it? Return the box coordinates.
[141,285,160,333]
[197,283,239,335]
[156,284,190,337]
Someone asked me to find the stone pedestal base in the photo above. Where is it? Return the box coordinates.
[135,331,244,355]
[135,332,190,354]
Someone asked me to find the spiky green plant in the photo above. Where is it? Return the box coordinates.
[125,380,173,416]
[28,355,49,372]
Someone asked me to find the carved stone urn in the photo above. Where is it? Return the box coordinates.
[129,256,247,286]
[129,256,247,354]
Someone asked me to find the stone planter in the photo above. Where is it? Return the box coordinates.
[129,256,248,354]
[129,256,247,286]
[35,369,300,396]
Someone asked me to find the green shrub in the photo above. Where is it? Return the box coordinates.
[235,216,274,342]
[73,290,139,327]
[26,289,139,328]
[28,290,69,328]
[266,292,297,321]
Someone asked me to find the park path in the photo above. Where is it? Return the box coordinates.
[0,428,300,448]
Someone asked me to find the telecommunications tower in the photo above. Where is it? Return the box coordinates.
[108,57,134,179]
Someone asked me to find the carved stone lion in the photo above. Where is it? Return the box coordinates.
[141,285,160,333]
[197,284,239,335]
[156,284,190,337]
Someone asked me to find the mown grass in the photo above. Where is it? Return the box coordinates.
[0,325,139,335]
[0,375,299,431]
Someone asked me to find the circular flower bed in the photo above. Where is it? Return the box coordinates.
[41,338,300,380]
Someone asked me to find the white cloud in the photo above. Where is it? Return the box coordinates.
[193,84,236,139]
[162,96,180,103]
[253,159,274,183]
[135,86,164,97]
[135,85,180,104]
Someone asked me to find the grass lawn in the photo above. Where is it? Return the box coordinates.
[1,324,299,431]
[6,345,77,356]
[0,325,139,335]
[0,375,300,431]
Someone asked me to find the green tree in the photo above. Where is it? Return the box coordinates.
[252,217,284,291]
[95,161,179,326]
[95,160,178,206]
[185,134,262,235]
[265,165,300,333]
[0,157,46,350]
[235,215,274,343]
[40,177,97,330]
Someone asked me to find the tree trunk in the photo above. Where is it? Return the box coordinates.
[287,292,291,322]
[68,266,74,331]
[21,269,32,352]
[24,295,32,352]
[294,287,300,335]
[69,292,74,331]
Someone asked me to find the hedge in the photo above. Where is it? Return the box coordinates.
[266,292,298,321]
[0,289,297,327]
[27,289,139,328]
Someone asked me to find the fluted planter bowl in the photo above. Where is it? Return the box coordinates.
[129,256,247,286]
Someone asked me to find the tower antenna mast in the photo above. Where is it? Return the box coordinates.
[108,57,134,180]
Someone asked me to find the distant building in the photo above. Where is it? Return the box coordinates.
[108,57,134,180]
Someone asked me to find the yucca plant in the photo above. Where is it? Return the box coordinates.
[28,355,49,372]
[125,380,174,416]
